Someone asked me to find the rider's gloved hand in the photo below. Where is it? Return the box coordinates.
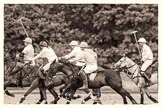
[140,71,145,75]
[58,57,62,60]
[137,60,143,65]
[58,56,65,61]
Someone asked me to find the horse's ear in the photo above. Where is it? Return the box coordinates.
[122,53,126,57]
[52,59,56,64]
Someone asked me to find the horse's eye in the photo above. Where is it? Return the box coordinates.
[120,60,123,62]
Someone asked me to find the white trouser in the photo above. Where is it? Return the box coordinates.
[43,61,53,71]
[75,61,85,67]
[83,64,98,74]
[141,60,153,71]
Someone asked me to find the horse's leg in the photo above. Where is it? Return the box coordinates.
[92,88,102,104]
[113,87,128,104]
[48,87,60,104]
[81,89,101,104]
[39,87,48,104]
[144,88,158,103]
[81,95,91,104]
[4,81,15,97]
[139,88,144,104]
[60,83,72,97]
[138,77,146,104]
[66,89,77,104]
[113,87,137,104]
[36,88,44,104]
[59,84,67,94]
[18,78,39,104]
[65,90,71,99]
[4,76,17,97]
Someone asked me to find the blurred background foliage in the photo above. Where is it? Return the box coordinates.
[4,4,158,72]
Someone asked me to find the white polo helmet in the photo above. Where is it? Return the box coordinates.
[39,41,48,47]
[69,41,78,46]
[138,38,147,43]
[79,42,89,48]
[23,37,32,44]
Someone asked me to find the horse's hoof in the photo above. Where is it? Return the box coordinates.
[19,97,25,103]
[54,97,60,104]
[81,101,85,104]
[36,102,41,104]
[44,101,48,104]
[66,101,70,104]
[132,100,137,104]
[93,102,97,104]
[10,93,15,97]
[50,98,60,104]
[5,91,15,97]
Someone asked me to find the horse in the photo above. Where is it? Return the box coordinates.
[114,55,158,104]
[4,62,37,97]
[17,64,81,104]
[17,69,71,104]
[50,59,137,104]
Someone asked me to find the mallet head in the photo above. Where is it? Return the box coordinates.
[131,31,138,34]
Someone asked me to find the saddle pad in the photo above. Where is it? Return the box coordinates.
[89,73,97,81]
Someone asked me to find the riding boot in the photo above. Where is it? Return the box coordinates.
[79,71,88,90]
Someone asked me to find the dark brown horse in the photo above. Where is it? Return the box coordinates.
[50,59,137,104]
[4,62,37,97]
[4,62,63,104]
[17,70,70,104]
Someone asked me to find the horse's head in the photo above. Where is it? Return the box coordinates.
[58,58,81,76]
[114,54,127,69]
[48,59,63,75]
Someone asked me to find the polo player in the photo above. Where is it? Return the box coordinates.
[138,38,153,82]
[10,37,34,75]
[69,41,98,99]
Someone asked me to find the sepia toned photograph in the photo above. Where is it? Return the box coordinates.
[3,3,158,104]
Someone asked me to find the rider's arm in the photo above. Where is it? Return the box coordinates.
[69,53,84,63]
[64,49,76,59]
[22,46,29,55]
[32,48,45,61]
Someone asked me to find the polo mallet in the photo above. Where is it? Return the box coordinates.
[17,17,29,37]
[131,31,141,58]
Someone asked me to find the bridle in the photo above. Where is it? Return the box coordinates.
[117,56,139,79]
[51,61,75,79]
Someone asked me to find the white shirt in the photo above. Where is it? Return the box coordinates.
[22,44,34,61]
[33,47,58,63]
[141,44,153,62]
[64,46,85,66]
[69,48,97,65]
[64,46,81,59]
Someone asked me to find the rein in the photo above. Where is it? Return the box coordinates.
[120,57,141,79]
[123,61,142,80]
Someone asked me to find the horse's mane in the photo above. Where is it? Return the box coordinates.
[125,56,137,66]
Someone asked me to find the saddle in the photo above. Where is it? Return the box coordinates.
[87,66,105,81]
